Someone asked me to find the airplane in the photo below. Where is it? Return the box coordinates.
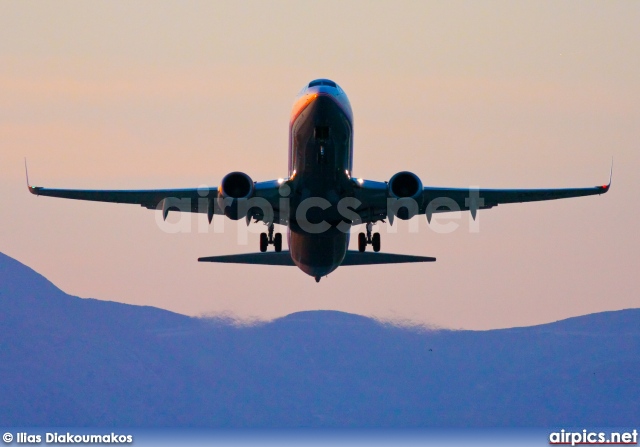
[27,78,611,282]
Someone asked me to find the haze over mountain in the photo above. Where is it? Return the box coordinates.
[1,251,638,427]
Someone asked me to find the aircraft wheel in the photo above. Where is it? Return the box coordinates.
[358,232,367,252]
[259,233,268,252]
[372,233,381,252]
[274,233,282,252]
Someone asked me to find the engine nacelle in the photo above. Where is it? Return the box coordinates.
[217,171,255,220]
[388,171,423,220]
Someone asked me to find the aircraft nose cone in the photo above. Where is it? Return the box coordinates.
[306,94,341,115]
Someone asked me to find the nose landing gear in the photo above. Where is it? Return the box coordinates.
[260,223,282,253]
[358,222,381,252]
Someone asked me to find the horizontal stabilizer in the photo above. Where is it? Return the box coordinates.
[342,251,436,265]
[198,251,436,266]
[198,252,295,266]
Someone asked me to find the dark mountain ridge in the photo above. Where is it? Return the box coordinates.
[1,251,638,427]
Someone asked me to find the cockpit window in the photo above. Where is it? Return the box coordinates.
[308,79,337,88]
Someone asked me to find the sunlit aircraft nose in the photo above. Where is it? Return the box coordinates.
[303,79,341,100]
[291,78,353,124]
[310,85,337,97]
[308,78,338,90]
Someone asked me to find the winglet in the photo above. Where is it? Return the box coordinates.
[600,157,613,192]
[25,158,37,195]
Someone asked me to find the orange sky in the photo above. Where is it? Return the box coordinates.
[1,1,638,329]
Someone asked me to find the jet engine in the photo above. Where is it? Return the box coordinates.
[217,171,255,220]
[388,171,423,220]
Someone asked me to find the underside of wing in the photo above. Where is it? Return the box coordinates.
[423,163,611,214]
[422,184,610,213]
[27,178,286,221]
[351,175,610,224]
[28,185,215,211]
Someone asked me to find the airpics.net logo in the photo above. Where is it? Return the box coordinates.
[549,429,638,446]
[3,432,133,444]
[154,190,484,242]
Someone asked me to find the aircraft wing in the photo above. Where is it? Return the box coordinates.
[28,185,216,211]
[27,175,285,221]
[353,171,611,222]
[198,251,435,265]
[421,183,610,215]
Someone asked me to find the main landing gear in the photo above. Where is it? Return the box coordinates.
[358,222,380,253]
[260,223,282,253]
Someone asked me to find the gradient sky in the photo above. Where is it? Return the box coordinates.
[1,1,638,329]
